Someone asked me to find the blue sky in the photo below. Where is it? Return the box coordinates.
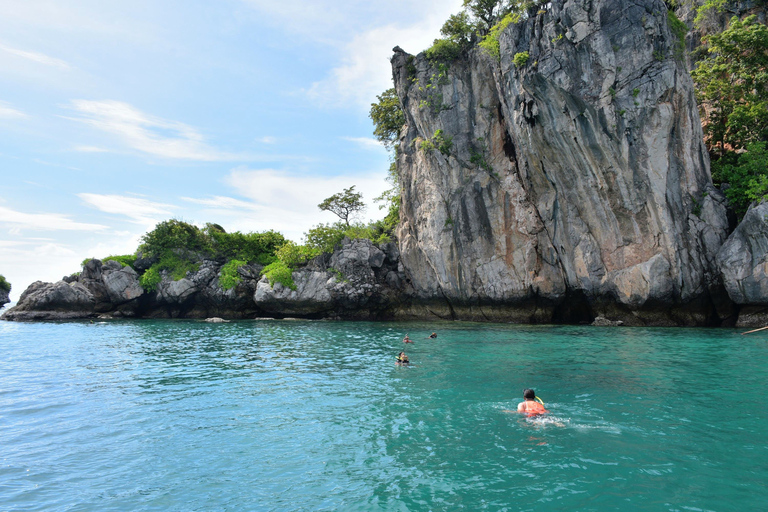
[0,0,463,301]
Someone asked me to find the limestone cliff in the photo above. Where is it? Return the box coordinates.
[392,0,731,325]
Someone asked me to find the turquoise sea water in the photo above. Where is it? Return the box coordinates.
[1,320,767,511]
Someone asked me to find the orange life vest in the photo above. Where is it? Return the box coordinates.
[521,400,548,416]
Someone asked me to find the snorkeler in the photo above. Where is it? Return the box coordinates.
[396,351,409,365]
[428,332,437,338]
[403,334,413,343]
[517,388,548,416]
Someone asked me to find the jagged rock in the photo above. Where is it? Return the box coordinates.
[2,280,96,320]
[253,238,404,318]
[157,278,198,305]
[391,0,729,325]
[254,271,334,316]
[0,288,10,308]
[102,264,144,305]
[592,316,624,327]
[718,203,768,321]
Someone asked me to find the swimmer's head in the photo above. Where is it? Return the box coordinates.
[523,388,536,400]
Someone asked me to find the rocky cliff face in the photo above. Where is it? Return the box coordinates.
[393,0,731,325]
[717,202,768,326]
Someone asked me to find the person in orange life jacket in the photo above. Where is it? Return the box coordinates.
[517,388,548,416]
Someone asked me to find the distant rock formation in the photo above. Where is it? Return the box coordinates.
[1,239,409,321]
[0,287,11,309]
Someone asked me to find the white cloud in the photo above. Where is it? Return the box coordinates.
[241,0,463,108]
[0,42,71,69]
[65,100,241,161]
[179,167,391,241]
[181,195,262,211]
[78,193,175,225]
[0,101,28,119]
[304,1,463,108]
[343,136,386,151]
[256,136,278,144]
[0,205,108,231]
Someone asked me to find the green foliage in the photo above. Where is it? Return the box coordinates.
[608,86,616,98]
[103,255,137,269]
[712,143,768,220]
[156,252,200,280]
[419,138,436,152]
[694,0,727,31]
[513,50,530,67]
[139,219,210,259]
[206,228,285,264]
[0,274,10,293]
[479,13,520,60]
[276,241,321,268]
[219,259,246,290]
[632,88,640,98]
[440,11,474,45]
[692,15,768,155]
[426,38,463,64]
[318,186,365,227]
[667,10,688,60]
[260,261,296,290]
[653,50,665,61]
[306,223,347,254]
[139,267,161,292]
[369,88,405,149]
[433,129,453,155]
[416,68,450,113]
[419,130,453,156]
[328,267,348,283]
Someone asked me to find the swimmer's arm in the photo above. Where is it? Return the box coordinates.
[517,402,525,412]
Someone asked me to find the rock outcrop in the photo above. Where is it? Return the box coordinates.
[254,238,407,318]
[2,240,409,321]
[392,0,731,325]
[717,202,768,326]
[0,288,9,309]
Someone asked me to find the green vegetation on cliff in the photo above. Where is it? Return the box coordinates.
[693,14,768,219]
[0,275,10,293]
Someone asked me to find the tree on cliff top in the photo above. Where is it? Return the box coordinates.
[692,15,768,220]
[318,186,365,227]
[369,88,404,149]
[0,275,10,293]
[692,15,768,156]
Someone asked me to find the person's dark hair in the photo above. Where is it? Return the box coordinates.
[523,388,536,400]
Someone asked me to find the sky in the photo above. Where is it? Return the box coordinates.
[0,0,464,302]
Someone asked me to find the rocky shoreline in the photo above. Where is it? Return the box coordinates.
[5,0,768,327]
[4,201,768,327]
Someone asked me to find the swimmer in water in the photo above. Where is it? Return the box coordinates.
[403,334,413,343]
[518,388,548,416]
[396,351,409,365]
[428,332,437,339]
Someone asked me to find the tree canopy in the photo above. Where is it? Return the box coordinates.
[318,186,366,227]
[370,88,405,149]
[692,15,768,155]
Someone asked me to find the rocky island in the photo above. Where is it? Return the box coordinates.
[5,0,768,326]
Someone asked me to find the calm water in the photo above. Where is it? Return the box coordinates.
[1,320,766,511]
